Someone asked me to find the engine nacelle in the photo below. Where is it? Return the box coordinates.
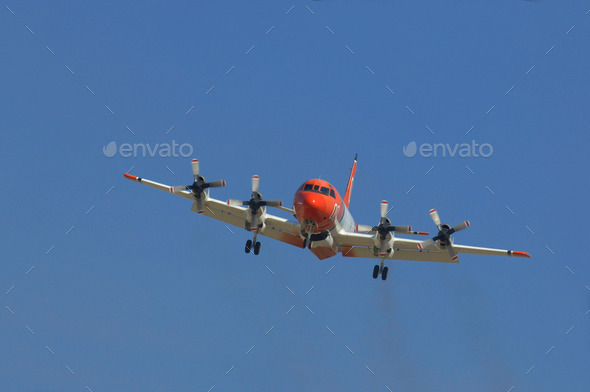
[245,208,266,232]
[373,233,394,258]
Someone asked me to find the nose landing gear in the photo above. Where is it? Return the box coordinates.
[372,259,389,280]
[302,235,313,250]
[300,220,317,250]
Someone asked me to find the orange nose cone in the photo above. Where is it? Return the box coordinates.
[294,191,331,223]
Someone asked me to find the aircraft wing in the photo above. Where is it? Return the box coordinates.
[123,174,194,200]
[201,198,304,248]
[341,246,458,263]
[123,173,304,248]
[335,232,530,262]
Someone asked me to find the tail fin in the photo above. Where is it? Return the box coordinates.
[343,154,357,208]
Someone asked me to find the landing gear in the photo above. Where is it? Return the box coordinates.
[372,260,389,280]
[254,241,261,255]
[245,239,261,255]
[302,235,312,250]
[246,232,261,255]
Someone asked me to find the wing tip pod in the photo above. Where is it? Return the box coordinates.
[510,250,531,258]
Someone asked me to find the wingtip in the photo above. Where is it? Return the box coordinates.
[512,251,531,258]
[123,173,137,181]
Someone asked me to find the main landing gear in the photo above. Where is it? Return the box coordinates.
[245,231,262,255]
[372,259,389,281]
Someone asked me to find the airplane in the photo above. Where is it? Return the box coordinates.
[123,155,530,280]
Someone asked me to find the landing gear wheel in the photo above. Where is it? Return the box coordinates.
[253,241,261,255]
[307,240,313,249]
[381,266,389,281]
[245,239,252,254]
[302,239,307,249]
[372,265,379,279]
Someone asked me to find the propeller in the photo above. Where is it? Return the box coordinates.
[356,201,429,236]
[227,175,283,231]
[417,209,470,261]
[172,159,225,213]
[370,201,410,240]
[367,200,429,257]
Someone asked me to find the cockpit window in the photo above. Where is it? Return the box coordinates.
[300,183,336,199]
[298,184,305,191]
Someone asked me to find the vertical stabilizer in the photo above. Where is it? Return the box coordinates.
[343,154,357,208]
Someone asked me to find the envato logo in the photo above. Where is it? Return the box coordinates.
[103,140,193,158]
[402,141,493,158]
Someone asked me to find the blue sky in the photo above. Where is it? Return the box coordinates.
[1,1,589,391]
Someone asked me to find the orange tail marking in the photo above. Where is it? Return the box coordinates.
[343,154,357,208]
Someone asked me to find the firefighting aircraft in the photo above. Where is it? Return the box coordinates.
[123,156,530,280]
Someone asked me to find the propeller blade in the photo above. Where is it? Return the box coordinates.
[208,180,226,188]
[171,185,188,194]
[418,237,435,250]
[263,200,283,208]
[191,159,200,179]
[380,200,388,219]
[429,209,441,228]
[227,199,248,206]
[451,220,470,233]
[447,244,459,261]
[252,175,260,193]
[356,224,375,234]
[195,198,204,214]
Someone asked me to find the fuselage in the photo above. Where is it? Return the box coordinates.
[292,179,356,236]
